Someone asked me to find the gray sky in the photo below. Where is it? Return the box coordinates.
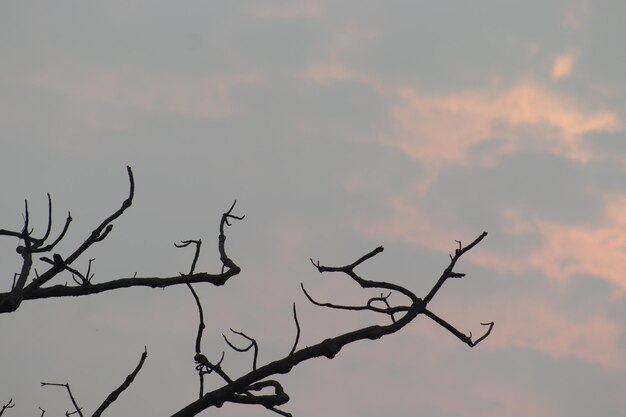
[2,1,626,416]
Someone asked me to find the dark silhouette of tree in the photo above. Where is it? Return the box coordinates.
[0,167,493,416]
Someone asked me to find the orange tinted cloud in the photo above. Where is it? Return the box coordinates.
[384,82,619,170]
[526,195,626,291]
[480,297,623,368]
[366,193,626,292]
[552,51,577,80]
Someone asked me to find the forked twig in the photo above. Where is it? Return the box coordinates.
[223,329,259,371]
[40,382,83,417]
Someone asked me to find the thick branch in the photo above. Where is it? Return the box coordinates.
[172,301,421,417]
[0,271,237,309]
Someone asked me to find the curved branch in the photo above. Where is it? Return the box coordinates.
[40,382,83,417]
[223,329,258,370]
[300,283,409,316]
[0,398,14,417]
[289,303,300,356]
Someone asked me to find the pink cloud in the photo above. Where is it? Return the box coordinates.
[297,61,619,189]
[364,191,626,292]
[384,82,620,171]
[467,296,624,369]
[524,195,626,291]
[552,51,577,80]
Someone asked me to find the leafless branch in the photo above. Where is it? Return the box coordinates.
[289,303,300,356]
[92,347,148,417]
[223,329,259,371]
[40,382,83,417]
[300,283,409,316]
[172,234,493,416]
[424,309,494,347]
[423,232,488,304]
[0,187,244,314]
[0,398,14,417]
[175,239,202,275]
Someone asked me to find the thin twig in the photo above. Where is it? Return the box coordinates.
[40,382,83,417]
[223,329,258,370]
[289,303,300,356]
[0,398,14,417]
[92,347,148,417]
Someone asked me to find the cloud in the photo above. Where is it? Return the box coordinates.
[297,63,359,84]
[523,195,626,291]
[552,51,577,80]
[478,296,624,369]
[250,0,323,19]
[20,70,261,120]
[365,190,626,293]
[562,1,588,30]
[383,82,620,171]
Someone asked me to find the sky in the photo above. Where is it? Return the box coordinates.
[1,1,626,416]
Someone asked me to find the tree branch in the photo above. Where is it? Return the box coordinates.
[40,382,83,417]
[423,232,488,305]
[92,347,148,417]
[0,399,14,417]
[0,197,243,314]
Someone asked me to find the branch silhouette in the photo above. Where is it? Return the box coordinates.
[1,167,493,416]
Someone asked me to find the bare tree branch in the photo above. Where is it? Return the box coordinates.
[0,398,14,417]
[2,167,494,417]
[223,329,259,371]
[0,181,244,314]
[40,382,83,417]
[92,347,148,417]
[289,303,300,356]
[423,232,488,304]
[172,235,493,416]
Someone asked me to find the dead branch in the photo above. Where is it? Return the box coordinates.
[223,329,259,371]
[92,347,148,417]
[172,235,493,416]
[289,303,300,356]
[2,167,493,417]
[0,178,243,314]
[0,399,14,417]
[40,382,83,417]
[423,232,488,304]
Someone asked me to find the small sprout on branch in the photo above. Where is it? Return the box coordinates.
[40,382,83,417]
[0,398,15,417]
[289,302,300,356]
[175,239,202,275]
